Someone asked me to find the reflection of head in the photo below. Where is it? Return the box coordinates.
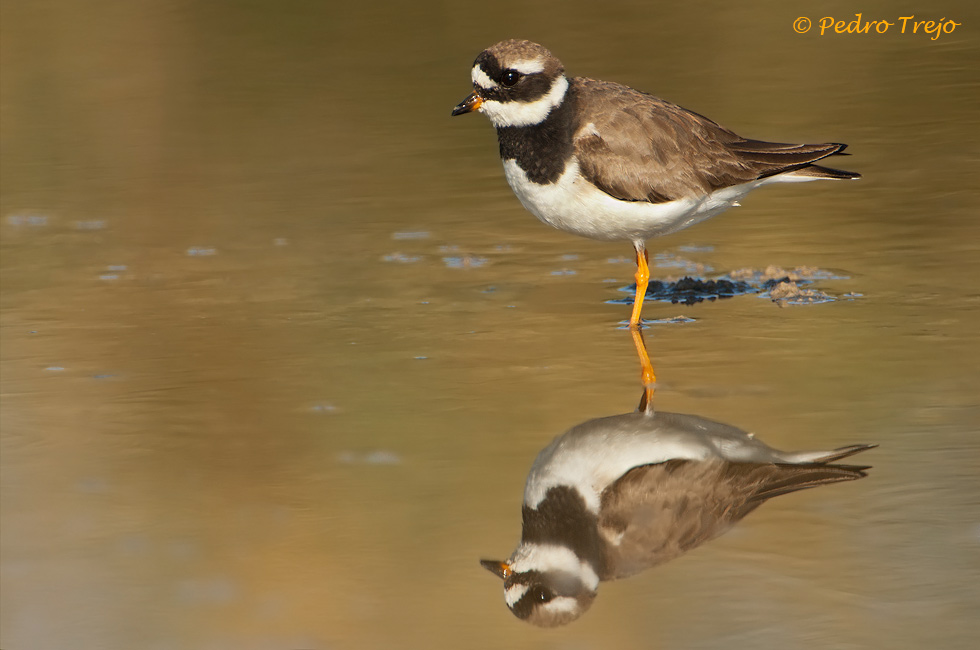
[482,543,598,627]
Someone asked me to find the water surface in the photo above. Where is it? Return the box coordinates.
[2,1,979,648]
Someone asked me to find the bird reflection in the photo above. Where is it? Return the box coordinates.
[481,400,874,627]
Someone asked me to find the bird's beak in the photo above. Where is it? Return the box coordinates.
[452,91,483,116]
[480,559,512,580]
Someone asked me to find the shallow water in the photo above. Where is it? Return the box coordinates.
[2,1,979,648]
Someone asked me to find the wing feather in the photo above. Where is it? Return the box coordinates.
[571,78,855,203]
[597,458,868,580]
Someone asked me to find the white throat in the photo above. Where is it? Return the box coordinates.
[478,76,569,128]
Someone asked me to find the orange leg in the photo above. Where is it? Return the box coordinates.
[628,243,656,408]
[631,324,657,413]
[637,387,653,415]
[629,243,650,328]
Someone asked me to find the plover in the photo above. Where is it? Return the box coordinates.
[452,39,860,336]
[480,410,874,626]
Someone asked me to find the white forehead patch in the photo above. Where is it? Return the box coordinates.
[510,58,546,75]
[508,542,600,591]
[479,75,569,128]
[471,66,498,91]
[504,583,529,608]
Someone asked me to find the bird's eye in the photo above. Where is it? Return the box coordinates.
[502,70,522,87]
[530,586,554,603]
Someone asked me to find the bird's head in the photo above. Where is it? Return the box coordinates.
[452,39,568,129]
[480,543,598,627]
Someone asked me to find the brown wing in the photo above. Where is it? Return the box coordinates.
[571,77,853,203]
[597,459,869,580]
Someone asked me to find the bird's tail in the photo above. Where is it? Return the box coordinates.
[787,164,861,180]
[747,461,872,502]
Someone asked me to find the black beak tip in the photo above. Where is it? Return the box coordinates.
[480,559,511,580]
[451,92,481,117]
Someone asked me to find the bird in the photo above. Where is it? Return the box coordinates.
[451,39,860,335]
[479,410,874,627]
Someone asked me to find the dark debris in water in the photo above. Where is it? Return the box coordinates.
[763,278,836,305]
[649,277,753,305]
[614,277,756,306]
[610,265,855,308]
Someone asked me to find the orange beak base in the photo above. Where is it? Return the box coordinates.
[479,559,512,579]
[452,91,483,116]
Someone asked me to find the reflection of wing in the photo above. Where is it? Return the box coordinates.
[597,459,868,580]
[571,78,851,203]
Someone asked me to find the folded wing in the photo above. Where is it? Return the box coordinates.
[571,78,858,203]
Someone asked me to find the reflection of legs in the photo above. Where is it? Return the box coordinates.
[629,241,655,412]
[637,387,654,415]
[631,326,656,414]
[629,242,650,329]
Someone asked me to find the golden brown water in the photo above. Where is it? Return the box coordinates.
[2,1,979,648]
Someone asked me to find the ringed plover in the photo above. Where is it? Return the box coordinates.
[452,40,860,340]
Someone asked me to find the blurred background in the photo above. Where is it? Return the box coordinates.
[2,0,978,648]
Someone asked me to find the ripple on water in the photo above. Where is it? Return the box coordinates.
[442,255,487,268]
[382,252,422,263]
[391,230,430,240]
[336,450,401,465]
[6,213,50,227]
[186,246,217,256]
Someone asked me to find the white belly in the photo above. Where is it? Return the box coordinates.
[502,158,767,243]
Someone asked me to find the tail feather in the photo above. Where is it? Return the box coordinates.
[781,443,877,464]
[810,444,878,463]
[729,140,861,180]
[786,164,861,180]
[749,463,871,502]
[733,443,875,506]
